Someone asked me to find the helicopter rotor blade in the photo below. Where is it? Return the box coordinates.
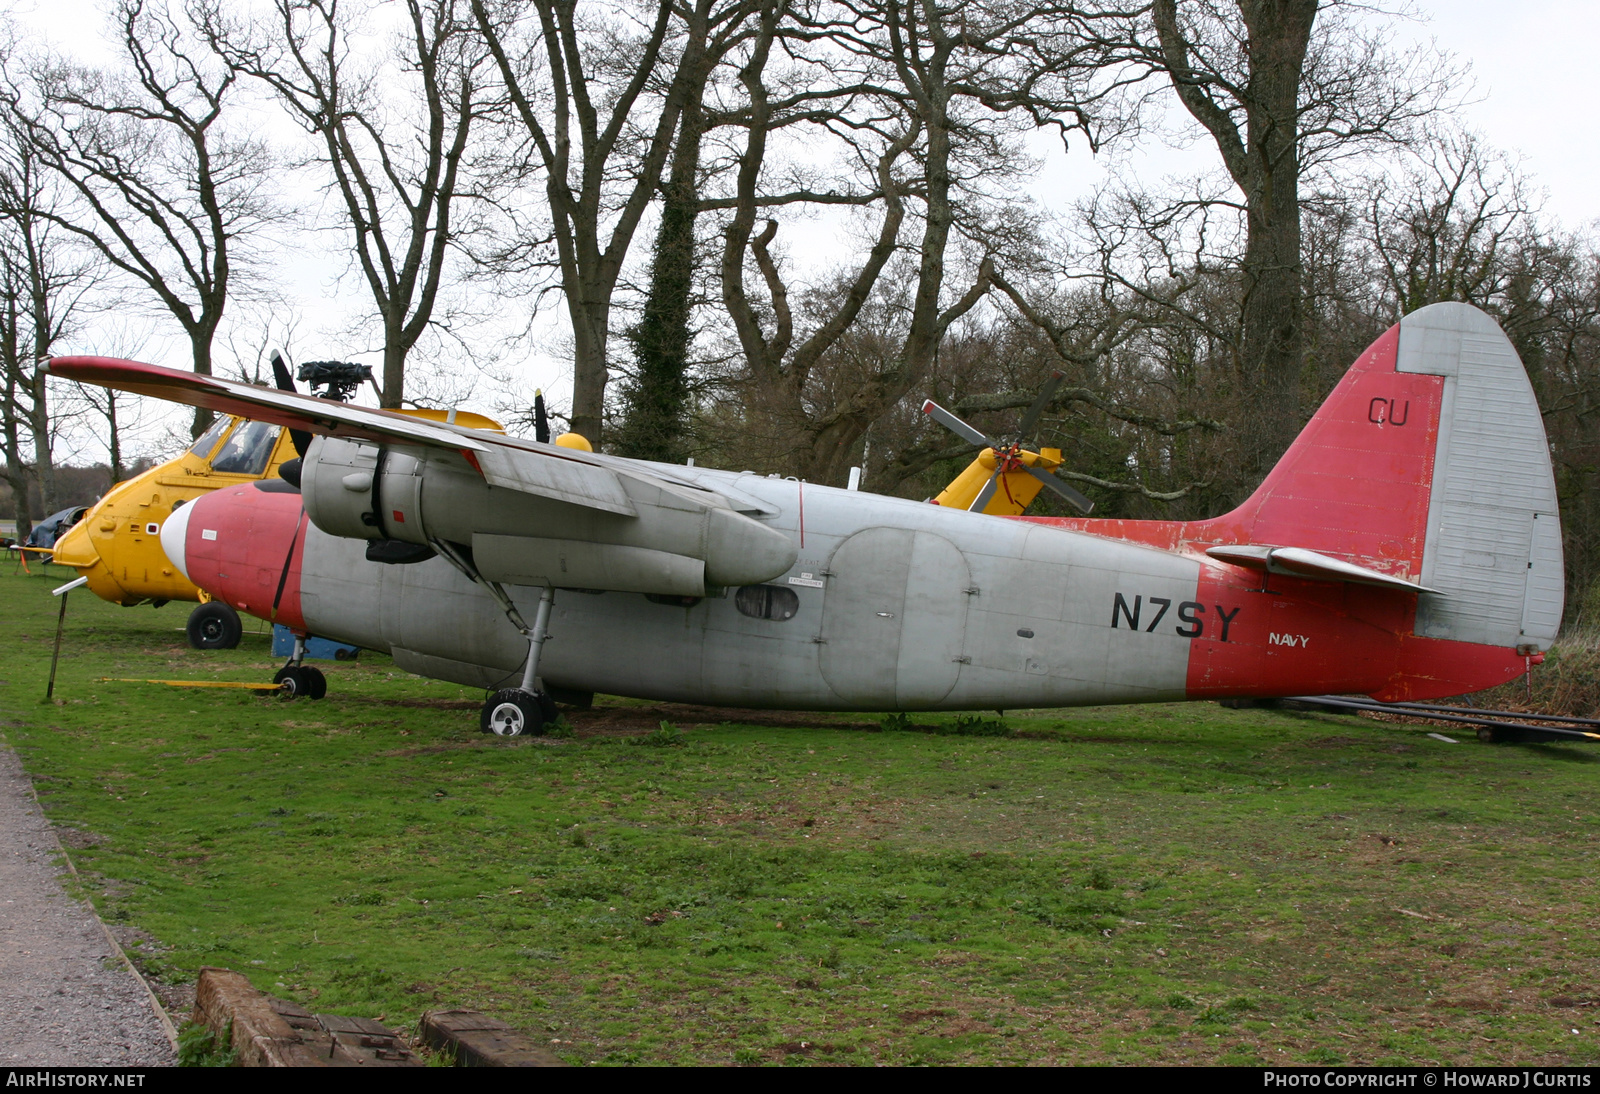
[533,390,551,445]
[922,400,994,449]
[269,350,312,459]
[269,350,296,393]
[1025,464,1094,514]
[1014,370,1064,442]
[968,471,1002,513]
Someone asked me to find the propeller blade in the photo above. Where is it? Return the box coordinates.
[922,400,993,449]
[269,350,312,458]
[969,470,1001,513]
[534,389,550,445]
[1025,464,1094,514]
[1014,370,1064,441]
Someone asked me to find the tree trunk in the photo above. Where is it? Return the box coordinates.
[190,332,215,437]
[382,327,405,410]
[612,95,706,462]
[27,372,54,515]
[567,284,611,444]
[106,393,123,484]
[1236,0,1314,473]
[1152,0,1315,478]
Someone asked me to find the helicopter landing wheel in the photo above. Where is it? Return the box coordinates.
[481,688,548,737]
[187,601,242,650]
[274,665,327,700]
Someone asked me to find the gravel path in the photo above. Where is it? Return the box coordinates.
[0,744,176,1066]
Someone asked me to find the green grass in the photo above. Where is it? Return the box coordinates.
[1,564,1598,1066]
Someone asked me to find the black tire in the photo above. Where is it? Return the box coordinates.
[481,688,546,737]
[537,691,559,724]
[301,666,327,700]
[273,665,318,699]
[187,601,242,650]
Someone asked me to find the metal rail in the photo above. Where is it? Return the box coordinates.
[1371,699,1600,729]
[1284,694,1600,743]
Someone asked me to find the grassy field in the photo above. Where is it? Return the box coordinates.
[0,563,1597,1067]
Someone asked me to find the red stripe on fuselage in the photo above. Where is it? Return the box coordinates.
[185,487,308,633]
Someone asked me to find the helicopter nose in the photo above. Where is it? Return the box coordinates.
[161,498,193,581]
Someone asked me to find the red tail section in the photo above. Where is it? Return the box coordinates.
[1034,323,1443,570]
[1028,307,1557,702]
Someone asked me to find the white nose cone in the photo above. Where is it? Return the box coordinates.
[161,499,194,582]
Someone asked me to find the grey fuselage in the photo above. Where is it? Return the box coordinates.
[295,468,1203,711]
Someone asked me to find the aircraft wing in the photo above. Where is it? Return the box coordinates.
[48,355,636,516]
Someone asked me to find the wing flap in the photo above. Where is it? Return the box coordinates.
[471,446,635,517]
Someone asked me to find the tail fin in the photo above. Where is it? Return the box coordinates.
[1227,301,1563,651]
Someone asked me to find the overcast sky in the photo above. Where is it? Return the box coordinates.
[10,0,1600,460]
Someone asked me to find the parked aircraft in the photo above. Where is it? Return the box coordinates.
[50,354,502,649]
[49,303,1563,737]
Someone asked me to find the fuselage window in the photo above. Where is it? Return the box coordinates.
[187,416,232,459]
[735,584,799,621]
[211,421,281,475]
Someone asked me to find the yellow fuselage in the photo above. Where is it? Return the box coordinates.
[931,446,1064,515]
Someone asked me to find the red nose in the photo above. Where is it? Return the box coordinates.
[182,485,309,632]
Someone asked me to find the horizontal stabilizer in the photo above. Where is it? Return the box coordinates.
[1206,544,1435,594]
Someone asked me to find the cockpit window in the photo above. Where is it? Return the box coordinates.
[187,417,232,459]
[210,420,281,475]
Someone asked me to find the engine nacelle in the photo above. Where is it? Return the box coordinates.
[299,437,797,594]
[301,438,430,544]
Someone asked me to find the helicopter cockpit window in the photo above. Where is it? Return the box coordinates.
[210,421,280,475]
[735,584,799,621]
[187,417,232,459]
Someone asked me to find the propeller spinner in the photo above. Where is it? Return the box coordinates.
[922,371,1094,515]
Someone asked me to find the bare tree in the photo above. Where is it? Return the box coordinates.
[717,0,1108,485]
[474,0,764,443]
[0,123,98,534]
[204,0,494,408]
[1075,0,1459,476]
[1365,131,1531,316]
[3,0,278,437]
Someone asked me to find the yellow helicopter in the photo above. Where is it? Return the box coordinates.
[52,353,505,648]
[922,370,1094,517]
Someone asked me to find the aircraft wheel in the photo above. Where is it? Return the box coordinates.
[481,688,546,738]
[273,665,326,700]
[301,666,327,700]
[187,602,242,650]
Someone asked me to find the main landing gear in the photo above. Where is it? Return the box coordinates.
[425,539,559,738]
[479,586,558,737]
[273,633,326,699]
